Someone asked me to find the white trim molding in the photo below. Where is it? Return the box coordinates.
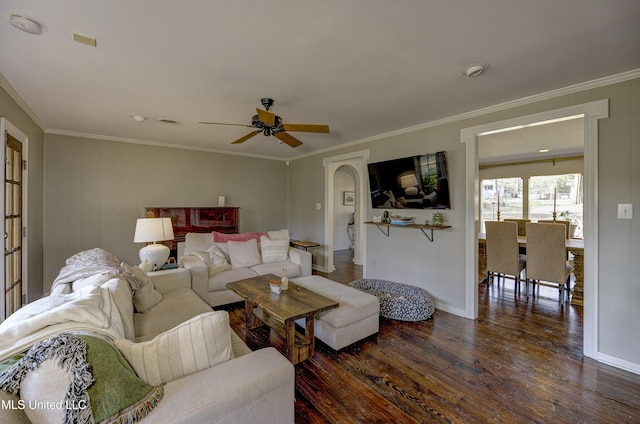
[460,99,608,361]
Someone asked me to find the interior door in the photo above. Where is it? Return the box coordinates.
[3,132,23,320]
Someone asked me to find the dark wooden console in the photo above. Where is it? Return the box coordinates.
[145,207,239,251]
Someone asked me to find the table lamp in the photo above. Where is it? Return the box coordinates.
[400,174,419,196]
[134,217,174,270]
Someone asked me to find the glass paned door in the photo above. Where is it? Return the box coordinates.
[4,133,22,320]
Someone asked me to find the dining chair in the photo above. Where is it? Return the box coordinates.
[503,218,530,237]
[538,220,571,239]
[524,222,573,302]
[485,221,526,290]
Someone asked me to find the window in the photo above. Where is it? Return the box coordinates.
[529,173,583,238]
[480,177,523,231]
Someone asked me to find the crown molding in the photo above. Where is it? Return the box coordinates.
[4,67,639,161]
[45,129,286,161]
[289,68,640,161]
[0,71,47,131]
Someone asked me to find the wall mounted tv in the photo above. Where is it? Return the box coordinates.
[368,151,450,209]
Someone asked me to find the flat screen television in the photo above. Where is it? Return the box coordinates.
[368,151,450,209]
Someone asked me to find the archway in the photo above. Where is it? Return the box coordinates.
[323,150,370,273]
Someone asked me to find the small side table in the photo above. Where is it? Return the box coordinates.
[290,240,321,251]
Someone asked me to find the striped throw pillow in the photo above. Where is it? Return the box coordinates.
[260,235,289,263]
[114,311,234,386]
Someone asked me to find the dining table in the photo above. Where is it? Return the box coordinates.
[478,233,585,306]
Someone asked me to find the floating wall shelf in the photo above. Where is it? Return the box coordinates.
[365,221,452,242]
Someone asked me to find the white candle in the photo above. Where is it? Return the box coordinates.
[497,190,500,213]
[553,188,556,212]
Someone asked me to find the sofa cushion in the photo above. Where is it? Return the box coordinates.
[123,263,163,313]
[208,268,258,291]
[251,261,301,279]
[293,276,380,328]
[115,311,234,386]
[260,235,289,263]
[227,239,262,269]
[184,232,215,256]
[133,287,213,342]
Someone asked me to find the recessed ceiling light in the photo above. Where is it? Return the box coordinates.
[465,62,490,78]
[132,115,146,122]
[538,149,550,153]
[10,14,42,34]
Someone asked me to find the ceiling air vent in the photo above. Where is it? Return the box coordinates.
[158,118,179,125]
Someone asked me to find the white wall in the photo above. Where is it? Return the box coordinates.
[289,77,640,370]
[43,134,288,288]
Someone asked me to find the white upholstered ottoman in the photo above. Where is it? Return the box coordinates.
[293,276,380,351]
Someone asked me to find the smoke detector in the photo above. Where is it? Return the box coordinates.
[465,62,490,78]
[10,14,42,34]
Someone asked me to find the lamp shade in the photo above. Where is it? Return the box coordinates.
[134,218,174,243]
[134,218,174,269]
[400,174,419,189]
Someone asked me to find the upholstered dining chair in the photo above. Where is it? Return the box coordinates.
[485,221,526,290]
[538,220,571,239]
[503,218,530,237]
[524,222,573,302]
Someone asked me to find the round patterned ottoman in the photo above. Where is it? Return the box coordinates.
[348,279,435,321]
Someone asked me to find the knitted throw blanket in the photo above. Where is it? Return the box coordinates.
[0,333,163,424]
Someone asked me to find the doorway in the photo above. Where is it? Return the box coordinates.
[461,99,608,359]
[323,149,370,274]
[1,118,28,322]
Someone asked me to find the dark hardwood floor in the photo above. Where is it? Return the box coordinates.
[226,249,640,423]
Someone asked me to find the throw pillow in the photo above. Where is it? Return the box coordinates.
[183,232,215,256]
[227,239,262,269]
[268,229,290,240]
[212,231,267,243]
[260,235,290,263]
[191,250,213,264]
[114,311,234,386]
[122,263,162,313]
[206,245,231,276]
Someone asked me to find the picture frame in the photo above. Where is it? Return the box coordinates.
[343,191,355,206]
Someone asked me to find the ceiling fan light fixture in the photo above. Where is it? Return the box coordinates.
[10,14,42,34]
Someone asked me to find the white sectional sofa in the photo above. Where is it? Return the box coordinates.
[0,249,294,424]
[179,230,312,307]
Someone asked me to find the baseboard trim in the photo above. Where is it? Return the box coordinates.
[597,352,640,375]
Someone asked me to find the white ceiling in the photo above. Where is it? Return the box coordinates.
[1,1,639,160]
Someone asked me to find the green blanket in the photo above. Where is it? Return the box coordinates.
[0,333,163,423]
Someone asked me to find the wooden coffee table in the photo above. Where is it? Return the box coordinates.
[227,274,338,364]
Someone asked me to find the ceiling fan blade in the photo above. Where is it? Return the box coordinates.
[281,123,330,133]
[274,131,303,148]
[256,108,276,126]
[231,130,261,144]
[199,121,254,127]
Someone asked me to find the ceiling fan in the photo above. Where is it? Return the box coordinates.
[199,98,329,148]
